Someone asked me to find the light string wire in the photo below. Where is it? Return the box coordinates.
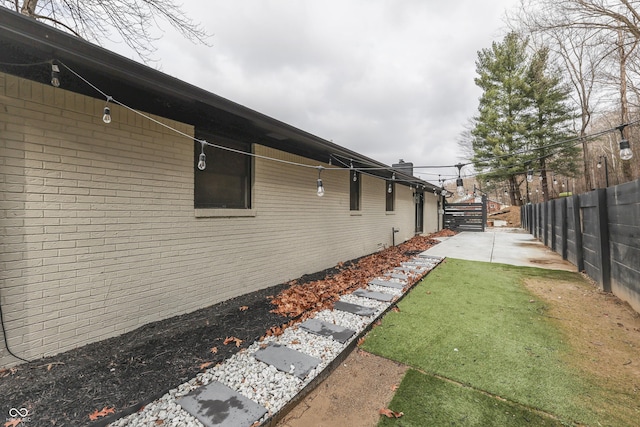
[58,61,349,173]
[63,47,636,187]
[330,155,432,189]
[464,119,640,183]
[2,59,635,186]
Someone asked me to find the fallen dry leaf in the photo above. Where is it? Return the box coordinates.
[391,384,399,391]
[223,336,243,347]
[239,306,249,311]
[357,337,366,346]
[290,339,300,345]
[392,306,400,313]
[210,346,218,354]
[155,420,164,425]
[199,361,213,370]
[379,408,404,418]
[88,406,115,421]
[4,419,21,427]
[269,234,442,319]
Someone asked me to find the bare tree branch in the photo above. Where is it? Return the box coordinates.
[2,0,212,63]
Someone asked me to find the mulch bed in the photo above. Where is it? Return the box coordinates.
[0,232,452,426]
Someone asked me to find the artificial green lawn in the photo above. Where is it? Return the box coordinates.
[379,369,565,427]
[362,258,602,426]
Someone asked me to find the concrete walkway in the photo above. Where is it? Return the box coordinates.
[422,228,576,271]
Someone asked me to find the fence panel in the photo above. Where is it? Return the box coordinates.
[579,190,610,291]
[553,198,566,258]
[607,180,640,310]
[566,195,583,270]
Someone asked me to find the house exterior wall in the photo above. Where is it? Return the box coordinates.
[0,73,432,368]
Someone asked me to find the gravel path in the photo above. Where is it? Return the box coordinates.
[108,256,442,427]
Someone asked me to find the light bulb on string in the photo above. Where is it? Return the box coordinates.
[197,141,207,171]
[619,138,633,160]
[388,183,393,194]
[51,62,60,87]
[455,163,465,196]
[616,124,633,161]
[527,170,533,182]
[456,178,465,196]
[352,170,357,182]
[102,96,112,124]
[102,106,111,124]
[317,167,325,197]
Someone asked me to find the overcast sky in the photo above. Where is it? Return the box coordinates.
[107,0,520,183]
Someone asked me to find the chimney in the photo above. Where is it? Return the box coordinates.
[392,159,413,177]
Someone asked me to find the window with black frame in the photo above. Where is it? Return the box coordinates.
[194,134,251,209]
[350,170,361,211]
[386,181,395,211]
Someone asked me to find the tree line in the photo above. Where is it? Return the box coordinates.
[464,0,640,205]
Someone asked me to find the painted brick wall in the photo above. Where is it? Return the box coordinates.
[0,73,434,368]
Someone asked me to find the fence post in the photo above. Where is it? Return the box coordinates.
[571,195,584,272]
[550,200,556,251]
[481,195,487,232]
[596,188,611,292]
[560,198,568,260]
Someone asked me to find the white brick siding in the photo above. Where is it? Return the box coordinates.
[0,73,436,367]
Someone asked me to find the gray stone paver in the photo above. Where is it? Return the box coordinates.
[353,289,395,302]
[253,343,321,379]
[333,301,377,316]
[178,381,267,427]
[299,318,356,343]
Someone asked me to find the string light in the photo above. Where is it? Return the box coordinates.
[316,167,325,197]
[455,163,465,196]
[616,125,633,160]
[102,96,113,124]
[388,182,393,193]
[50,62,60,87]
[197,140,207,170]
[50,58,640,194]
[526,169,533,183]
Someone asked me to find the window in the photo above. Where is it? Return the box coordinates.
[386,181,395,211]
[350,170,361,211]
[194,134,251,209]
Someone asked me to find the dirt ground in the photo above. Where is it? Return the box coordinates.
[277,274,640,427]
[489,205,521,227]
[525,276,640,425]
[276,349,408,427]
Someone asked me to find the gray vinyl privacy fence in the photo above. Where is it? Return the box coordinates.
[521,178,640,313]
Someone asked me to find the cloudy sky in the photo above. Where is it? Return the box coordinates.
[107,0,520,183]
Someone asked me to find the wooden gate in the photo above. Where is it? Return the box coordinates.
[444,196,487,232]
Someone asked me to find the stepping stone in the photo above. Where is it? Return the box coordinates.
[253,343,321,379]
[402,262,428,268]
[299,318,356,343]
[177,381,267,427]
[384,272,409,280]
[334,300,376,317]
[394,266,419,273]
[353,289,395,302]
[369,278,404,289]
[418,255,442,262]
